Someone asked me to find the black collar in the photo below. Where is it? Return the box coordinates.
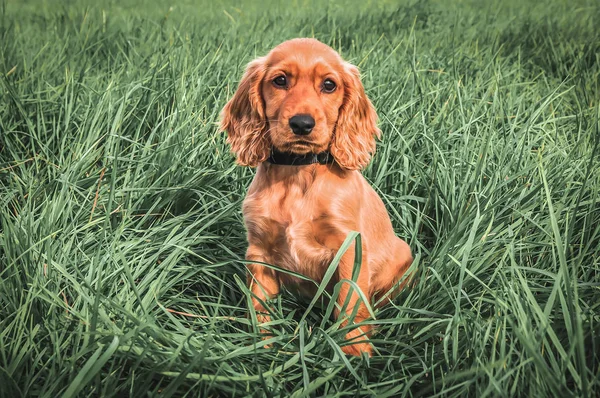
[266,150,335,166]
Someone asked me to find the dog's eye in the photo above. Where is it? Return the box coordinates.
[273,76,287,88]
[322,79,336,93]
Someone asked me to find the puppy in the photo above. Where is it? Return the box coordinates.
[220,38,412,356]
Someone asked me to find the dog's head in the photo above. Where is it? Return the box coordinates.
[220,38,380,170]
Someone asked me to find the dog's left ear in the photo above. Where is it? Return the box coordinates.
[330,63,380,170]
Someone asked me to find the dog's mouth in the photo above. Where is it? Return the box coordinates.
[292,140,312,147]
[271,125,330,154]
[282,140,315,154]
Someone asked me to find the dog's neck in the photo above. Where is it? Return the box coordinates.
[257,153,346,192]
[266,149,335,166]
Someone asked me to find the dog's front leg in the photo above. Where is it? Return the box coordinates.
[246,245,280,336]
[326,237,374,357]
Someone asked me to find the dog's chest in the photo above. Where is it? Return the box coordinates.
[244,182,311,243]
[243,180,327,275]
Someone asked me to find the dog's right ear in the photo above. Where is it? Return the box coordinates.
[219,57,270,167]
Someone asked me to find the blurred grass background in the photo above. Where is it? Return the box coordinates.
[1,0,599,396]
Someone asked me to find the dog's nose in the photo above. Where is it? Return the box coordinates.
[289,114,315,135]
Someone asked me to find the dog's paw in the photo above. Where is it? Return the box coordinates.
[252,313,274,347]
[341,341,373,357]
[341,328,373,357]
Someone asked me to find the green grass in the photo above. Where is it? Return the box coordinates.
[1,0,600,396]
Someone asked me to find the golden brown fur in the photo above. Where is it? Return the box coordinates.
[220,38,413,356]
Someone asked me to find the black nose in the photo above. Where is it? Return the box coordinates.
[289,114,315,135]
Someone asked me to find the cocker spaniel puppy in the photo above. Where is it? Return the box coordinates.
[220,38,413,356]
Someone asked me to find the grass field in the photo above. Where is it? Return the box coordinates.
[1,0,600,396]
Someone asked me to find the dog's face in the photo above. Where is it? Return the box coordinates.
[261,40,345,156]
[220,38,380,170]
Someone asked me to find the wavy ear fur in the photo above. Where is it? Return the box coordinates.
[220,57,270,167]
[330,63,380,170]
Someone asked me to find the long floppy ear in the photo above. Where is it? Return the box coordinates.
[219,57,270,167]
[330,63,380,170]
